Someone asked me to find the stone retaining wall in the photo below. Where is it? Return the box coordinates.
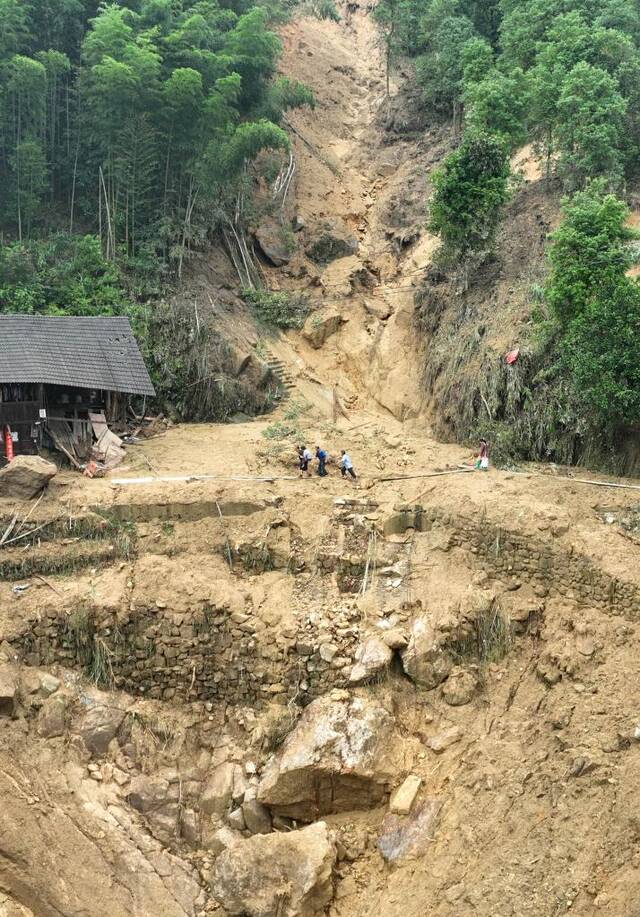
[11,599,361,706]
[388,504,640,620]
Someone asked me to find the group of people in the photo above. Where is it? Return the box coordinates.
[297,445,356,480]
[294,438,489,481]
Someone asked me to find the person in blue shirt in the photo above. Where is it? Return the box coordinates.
[315,445,328,476]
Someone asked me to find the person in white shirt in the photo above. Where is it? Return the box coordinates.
[339,450,356,479]
[297,444,312,477]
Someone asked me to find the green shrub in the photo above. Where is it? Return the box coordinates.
[242,287,309,328]
[312,0,340,21]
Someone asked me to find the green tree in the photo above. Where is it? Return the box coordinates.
[556,62,626,186]
[565,278,640,427]
[415,2,475,121]
[464,67,526,147]
[372,0,402,96]
[546,183,640,429]
[545,182,633,324]
[428,131,511,285]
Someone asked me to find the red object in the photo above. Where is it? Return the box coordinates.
[3,425,14,462]
[505,348,520,365]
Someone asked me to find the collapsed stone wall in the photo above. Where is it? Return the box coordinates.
[388,505,640,620]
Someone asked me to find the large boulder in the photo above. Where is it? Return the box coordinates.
[0,455,57,500]
[305,220,358,264]
[254,218,293,267]
[200,762,239,816]
[37,694,67,738]
[400,617,453,689]
[257,694,400,820]
[212,821,336,917]
[348,636,393,685]
[441,666,478,706]
[302,310,345,349]
[79,703,125,756]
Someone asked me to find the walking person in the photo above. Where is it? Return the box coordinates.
[297,444,312,478]
[315,445,328,477]
[339,450,357,479]
[475,438,489,471]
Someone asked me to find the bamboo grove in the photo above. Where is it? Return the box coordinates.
[0,0,312,265]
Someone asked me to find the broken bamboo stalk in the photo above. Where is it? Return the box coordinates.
[568,477,640,492]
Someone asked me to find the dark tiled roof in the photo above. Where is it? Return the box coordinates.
[0,315,155,396]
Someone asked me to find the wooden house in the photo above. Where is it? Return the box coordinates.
[0,315,155,461]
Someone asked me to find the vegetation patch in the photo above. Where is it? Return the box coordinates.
[242,288,310,329]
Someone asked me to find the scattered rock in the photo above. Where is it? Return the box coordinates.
[242,798,272,835]
[305,220,358,263]
[536,655,562,686]
[441,667,478,707]
[38,673,60,697]
[127,774,172,813]
[378,799,442,863]
[349,636,392,685]
[0,664,18,717]
[0,455,57,500]
[445,883,466,904]
[401,618,453,689]
[79,703,125,756]
[302,310,345,349]
[254,218,293,267]
[37,694,66,738]
[257,694,401,820]
[212,821,336,917]
[364,298,392,321]
[576,636,596,657]
[389,775,421,815]
[204,824,243,855]
[425,726,463,754]
[381,628,408,650]
[227,808,246,831]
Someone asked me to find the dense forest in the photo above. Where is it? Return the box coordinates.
[0,0,311,306]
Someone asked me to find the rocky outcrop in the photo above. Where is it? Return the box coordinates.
[0,455,57,500]
[211,821,336,917]
[127,774,180,843]
[302,310,345,349]
[348,636,392,685]
[401,617,453,689]
[305,220,358,264]
[257,693,401,820]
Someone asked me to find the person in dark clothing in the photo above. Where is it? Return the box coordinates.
[339,450,356,479]
[315,445,328,476]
